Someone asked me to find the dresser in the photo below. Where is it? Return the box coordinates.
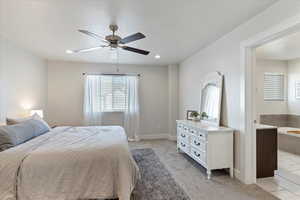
[177,120,234,179]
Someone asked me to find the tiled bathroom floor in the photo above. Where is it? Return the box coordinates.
[257,150,300,199]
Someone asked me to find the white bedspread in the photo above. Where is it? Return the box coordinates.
[0,126,140,200]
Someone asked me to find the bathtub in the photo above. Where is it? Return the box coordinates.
[278,127,300,155]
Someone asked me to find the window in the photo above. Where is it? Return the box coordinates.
[296,80,300,99]
[100,76,128,112]
[84,74,139,130]
[264,73,284,101]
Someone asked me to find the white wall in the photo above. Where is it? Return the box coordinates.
[0,36,47,123]
[287,58,300,115]
[0,37,5,124]
[254,58,300,118]
[255,59,288,121]
[47,60,170,137]
[168,64,179,139]
[179,0,300,181]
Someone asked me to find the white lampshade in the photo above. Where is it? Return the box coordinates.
[30,110,44,118]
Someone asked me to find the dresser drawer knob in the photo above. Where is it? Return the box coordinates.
[194,140,201,146]
[181,143,186,147]
[194,151,201,157]
[181,134,186,138]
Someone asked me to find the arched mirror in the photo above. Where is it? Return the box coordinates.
[200,72,223,126]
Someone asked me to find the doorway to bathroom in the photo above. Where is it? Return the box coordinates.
[253,31,300,199]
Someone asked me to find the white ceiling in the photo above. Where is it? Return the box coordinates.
[0,0,277,65]
[256,31,300,61]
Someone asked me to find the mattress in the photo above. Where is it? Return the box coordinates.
[0,126,140,200]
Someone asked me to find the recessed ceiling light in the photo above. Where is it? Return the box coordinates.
[66,50,74,54]
[155,54,161,59]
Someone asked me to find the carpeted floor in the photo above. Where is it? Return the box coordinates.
[131,148,190,200]
[129,140,279,200]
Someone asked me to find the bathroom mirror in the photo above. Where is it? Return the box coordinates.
[200,72,223,126]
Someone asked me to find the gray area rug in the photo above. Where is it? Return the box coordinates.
[131,148,190,200]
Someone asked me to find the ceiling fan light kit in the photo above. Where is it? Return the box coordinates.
[70,24,150,56]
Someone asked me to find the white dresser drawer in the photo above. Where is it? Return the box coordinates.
[191,135,206,152]
[191,147,206,166]
[187,127,197,135]
[178,140,189,154]
[182,125,189,133]
[177,123,184,130]
[178,131,189,144]
[194,130,206,141]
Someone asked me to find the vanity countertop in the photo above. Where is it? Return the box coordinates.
[176,120,233,132]
[256,124,277,130]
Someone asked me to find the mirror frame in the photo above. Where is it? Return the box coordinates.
[200,72,223,126]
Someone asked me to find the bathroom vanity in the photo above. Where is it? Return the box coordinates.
[256,124,278,178]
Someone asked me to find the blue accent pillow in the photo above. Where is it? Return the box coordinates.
[29,119,50,137]
[0,119,50,151]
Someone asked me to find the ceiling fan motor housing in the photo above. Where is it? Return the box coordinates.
[105,35,122,48]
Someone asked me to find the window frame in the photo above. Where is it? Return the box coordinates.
[295,80,300,100]
[263,72,285,102]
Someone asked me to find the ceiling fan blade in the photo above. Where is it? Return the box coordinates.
[78,30,108,43]
[119,32,146,44]
[121,46,150,55]
[69,45,107,53]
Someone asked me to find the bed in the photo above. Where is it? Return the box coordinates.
[0,125,140,200]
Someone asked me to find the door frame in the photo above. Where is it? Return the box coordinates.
[240,15,300,184]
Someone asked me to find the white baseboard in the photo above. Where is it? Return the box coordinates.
[137,133,170,140]
[234,169,242,181]
[168,135,177,141]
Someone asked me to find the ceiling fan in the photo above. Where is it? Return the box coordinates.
[68,24,150,55]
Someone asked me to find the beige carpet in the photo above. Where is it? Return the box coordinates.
[129,140,279,200]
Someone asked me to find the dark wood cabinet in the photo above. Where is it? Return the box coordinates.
[256,127,278,178]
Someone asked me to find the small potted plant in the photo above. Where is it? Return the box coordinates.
[190,111,200,121]
[201,112,208,119]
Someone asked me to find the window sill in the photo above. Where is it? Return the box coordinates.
[102,111,125,113]
[264,99,285,102]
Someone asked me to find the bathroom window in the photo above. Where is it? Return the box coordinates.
[264,73,284,101]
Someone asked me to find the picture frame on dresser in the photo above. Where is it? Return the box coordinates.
[186,110,197,120]
[177,72,234,180]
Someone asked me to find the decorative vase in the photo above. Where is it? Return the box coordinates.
[192,117,200,121]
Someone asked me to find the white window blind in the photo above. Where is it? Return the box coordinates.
[100,76,128,112]
[296,80,300,99]
[264,73,284,101]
